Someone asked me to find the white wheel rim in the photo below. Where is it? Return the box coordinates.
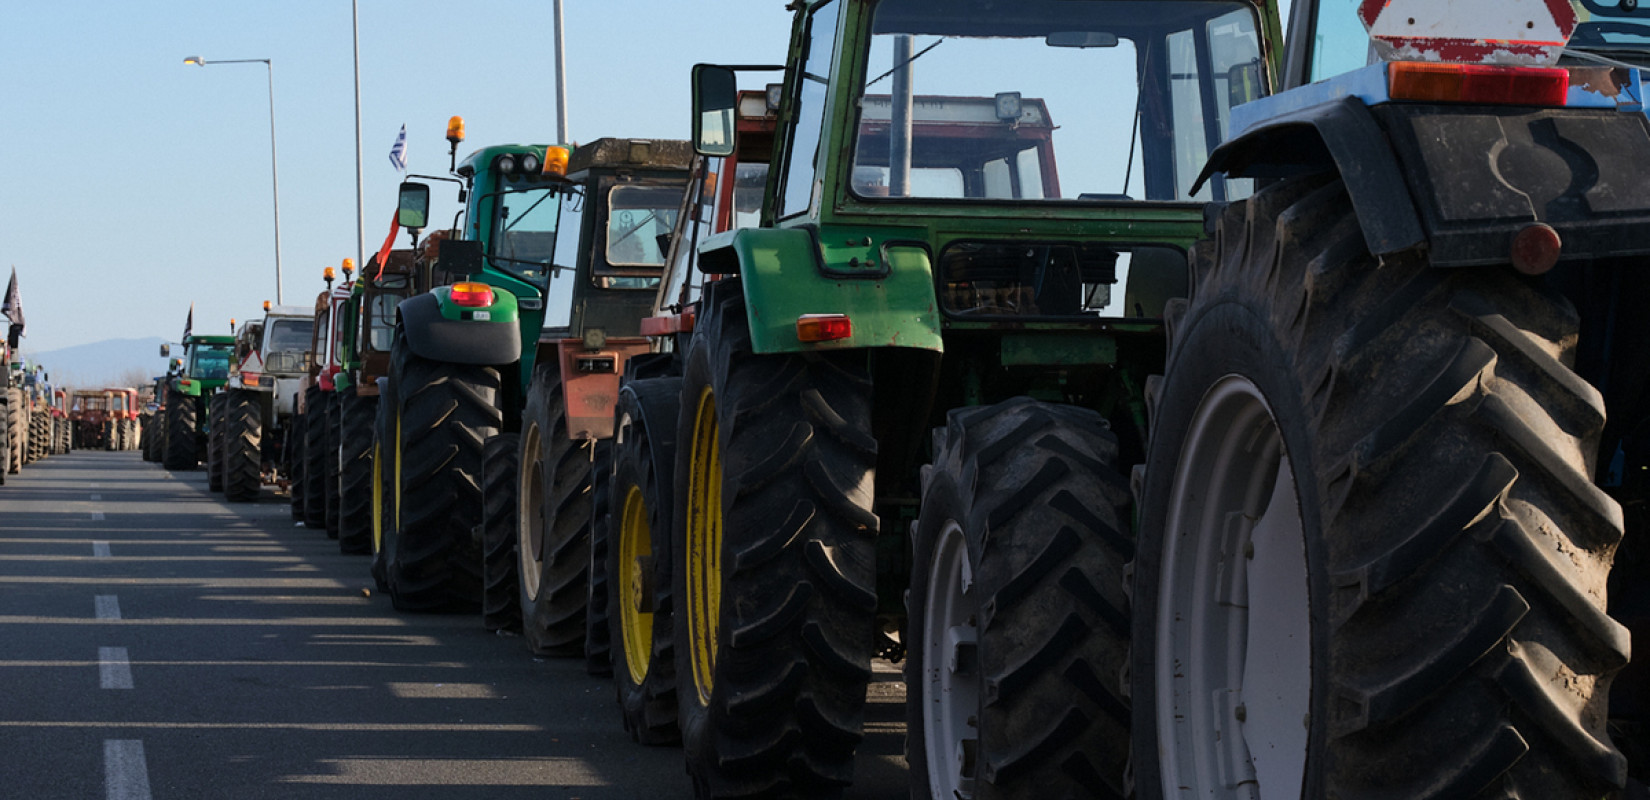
[1156,376,1312,799]
[922,520,979,799]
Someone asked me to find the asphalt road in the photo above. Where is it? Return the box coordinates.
[0,451,910,799]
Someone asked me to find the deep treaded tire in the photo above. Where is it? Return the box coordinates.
[303,387,328,531]
[324,390,342,536]
[206,393,227,492]
[1132,175,1629,799]
[223,390,262,503]
[674,280,878,799]
[288,409,306,521]
[337,391,376,554]
[609,378,682,745]
[0,394,9,485]
[7,388,25,473]
[518,373,593,655]
[909,398,1132,800]
[482,432,522,631]
[587,439,613,676]
[389,334,498,612]
[28,410,47,462]
[370,375,396,593]
[163,388,198,470]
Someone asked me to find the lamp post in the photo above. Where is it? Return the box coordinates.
[183,55,284,304]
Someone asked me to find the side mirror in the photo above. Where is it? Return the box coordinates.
[692,64,738,157]
[397,182,431,230]
[159,344,171,358]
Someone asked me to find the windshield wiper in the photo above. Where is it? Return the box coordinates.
[866,37,945,87]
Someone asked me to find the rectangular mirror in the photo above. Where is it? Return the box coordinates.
[397,181,431,230]
[692,63,739,157]
[159,343,170,358]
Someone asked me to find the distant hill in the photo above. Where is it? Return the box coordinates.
[22,337,171,389]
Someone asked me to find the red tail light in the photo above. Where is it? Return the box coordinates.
[1388,62,1568,107]
[796,314,852,343]
[450,282,495,308]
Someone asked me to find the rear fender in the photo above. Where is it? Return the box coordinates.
[398,290,521,365]
[706,227,943,355]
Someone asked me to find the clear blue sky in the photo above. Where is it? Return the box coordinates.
[0,0,797,354]
[0,0,1299,356]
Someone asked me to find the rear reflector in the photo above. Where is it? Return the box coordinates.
[1388,62,1569,107]
[1511,223,1562,275]
[796,314,852,343]
[450,282,495,308]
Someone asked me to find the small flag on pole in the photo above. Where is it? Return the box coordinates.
[182,303,194,342]
[388,125,408,172]
[375,211,399,279]
[3,267,23,350]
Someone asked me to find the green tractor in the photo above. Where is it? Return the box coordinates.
[604,0,1288,795]
[329,249,418,553]
[161,332,235,471]
[376,125,692,620]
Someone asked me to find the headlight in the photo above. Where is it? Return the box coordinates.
[520,153,541,174]
[495,154,517,175]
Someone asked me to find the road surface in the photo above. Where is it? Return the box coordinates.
[0,451,910,798]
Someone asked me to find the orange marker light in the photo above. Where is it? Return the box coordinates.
[342,258,355,277]
[447,116,466,144]
[262,300,271,311]
[796,314,852,343]
[450,282,495,308]
[543,146,570,177]
[324,266,336,282]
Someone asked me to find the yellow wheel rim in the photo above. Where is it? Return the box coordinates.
[371,440,383,553]
[619,483,653,685]
[393,411,402,533]
[685,387,722,706]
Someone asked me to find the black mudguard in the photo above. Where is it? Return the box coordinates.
[398,293,521,366]
[1201,96,1650,266]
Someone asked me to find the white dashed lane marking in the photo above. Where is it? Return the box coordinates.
[104,739,152,800]
[90,494,101,501]
[92,542,111,558]
[91,512,105,521]
[99,647,133,690]
[95,596,121,620]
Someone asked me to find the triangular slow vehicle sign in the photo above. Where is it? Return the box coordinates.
[1358,0,1578,66]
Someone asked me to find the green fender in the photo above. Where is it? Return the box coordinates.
[704,227,943,355]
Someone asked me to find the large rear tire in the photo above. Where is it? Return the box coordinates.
[206,393,227,492]
[908,398,1132,800]
[222,390,262,503]
[674,281,877,798]
[28,410,47,462]
[8,388,26,473]
[288,407,306,522]
[609,378,682,745]
[1132,175,1629,799]
[163,388,197,470]
[482,432,522,631]
[324,390,342,536]
[388,334,498,612]
[337,390,376,554]
[517,373,592,655]
[303,387,328,532]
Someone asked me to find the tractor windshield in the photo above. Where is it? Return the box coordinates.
[190,345,233,380]
[264,319,313,374]
[600,184,681,290]
[488,180,564,289]
[852,0,1265,203]
[368,275,408,352]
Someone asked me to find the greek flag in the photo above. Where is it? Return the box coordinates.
[388,125,408,172]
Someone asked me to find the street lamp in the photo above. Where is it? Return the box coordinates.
[183,55,284,304]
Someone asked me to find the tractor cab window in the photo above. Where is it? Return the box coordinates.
[489,181,564,288]
[191,346,232,380]
[264,319,313,374]
[368,290,402,352]
[853,0,1265,203]
[1302,0,1372,83]
[601,185,681,291]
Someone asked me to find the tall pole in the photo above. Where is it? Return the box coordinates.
[265,61,284,304]
[553,0,568,143]
[351,0,366,277]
